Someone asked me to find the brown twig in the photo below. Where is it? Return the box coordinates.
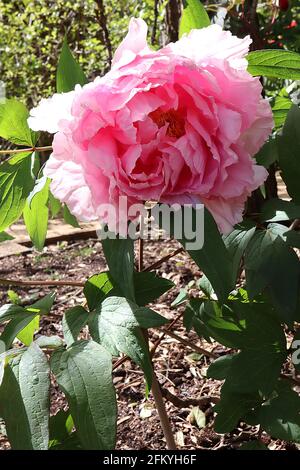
[143,247,184,272]
[0,278,84,288]
[94,0,113,68]
[151,0,159,45]
[161,387,219,408]
[150,311,184,357]
[161,328,218,359]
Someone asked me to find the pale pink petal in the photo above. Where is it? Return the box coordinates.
[112,18,150,69]
[28,91,76,133]
[202,196,246,234]
[164,24,252,70]
[44,156,97,222]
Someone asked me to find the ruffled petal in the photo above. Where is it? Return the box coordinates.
[164,24,252,70]
[28,90,76,133]
[112,18,150,69]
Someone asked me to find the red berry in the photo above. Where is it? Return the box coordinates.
[279,0,289,11]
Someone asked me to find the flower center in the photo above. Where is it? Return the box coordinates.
[149,108,185,138]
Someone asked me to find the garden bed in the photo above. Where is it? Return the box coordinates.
[0,236,298,450]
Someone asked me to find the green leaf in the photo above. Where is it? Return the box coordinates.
[49,192,62,217]
[0,232,13,243]
[0,293,55,348]
[7,289,20,304]
[179,0,210,37]
[171,288,189,307]
[102,237,135,302]
[50,431,82,450]
[183,299,211,342]
[211,303,287,433]
[239,441,268,450]
[83,272,116,310]
[261,198,300,222]
[278,105,300,204]
[62,306,88,347]
[133,271,174,306]
[0,293,54,325]
[0,304,25,323]
[23,177,50,250]
[84,271,174,311]
[249,381,300,442]
[17,315,40,346]
[29,292,55,314]
[207,354,237,380]
[89,296,167,386]
[35,335,63,350]
[49,410,74,448]
[223,348,285,396]
[223,225,256,285]
[0,342,50,449]
[0,152,35,232]
[170,208,233,303]
[214,391,261,434]
[57,38,87,93]
[51,340,117,450]
[247,50,300,80]
[255,137,279,168]
[63,204,80,228]
[272,95,293,128]
[245,227,300,323]
[0,99,37,146]
[187,299,244,348]
[0,311,39,349]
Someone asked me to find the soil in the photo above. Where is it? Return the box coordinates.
[0,236,298,451]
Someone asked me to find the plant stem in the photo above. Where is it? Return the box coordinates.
[143,330,177,450]
[151,371,177,449]
[0,146,53,155]
[138,230,176,449]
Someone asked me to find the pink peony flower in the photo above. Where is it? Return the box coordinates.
[28,19,273,233]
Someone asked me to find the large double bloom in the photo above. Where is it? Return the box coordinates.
[29,19,273,233]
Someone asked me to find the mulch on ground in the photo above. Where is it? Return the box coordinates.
[0,236,298,450]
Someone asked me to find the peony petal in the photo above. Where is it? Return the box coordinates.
[164,24,252,70]
[202,196,246,234]
[112,18,150,69]
[44,156,97,222]
[28,90,76,133]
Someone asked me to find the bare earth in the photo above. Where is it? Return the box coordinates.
[0,231,298,450]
